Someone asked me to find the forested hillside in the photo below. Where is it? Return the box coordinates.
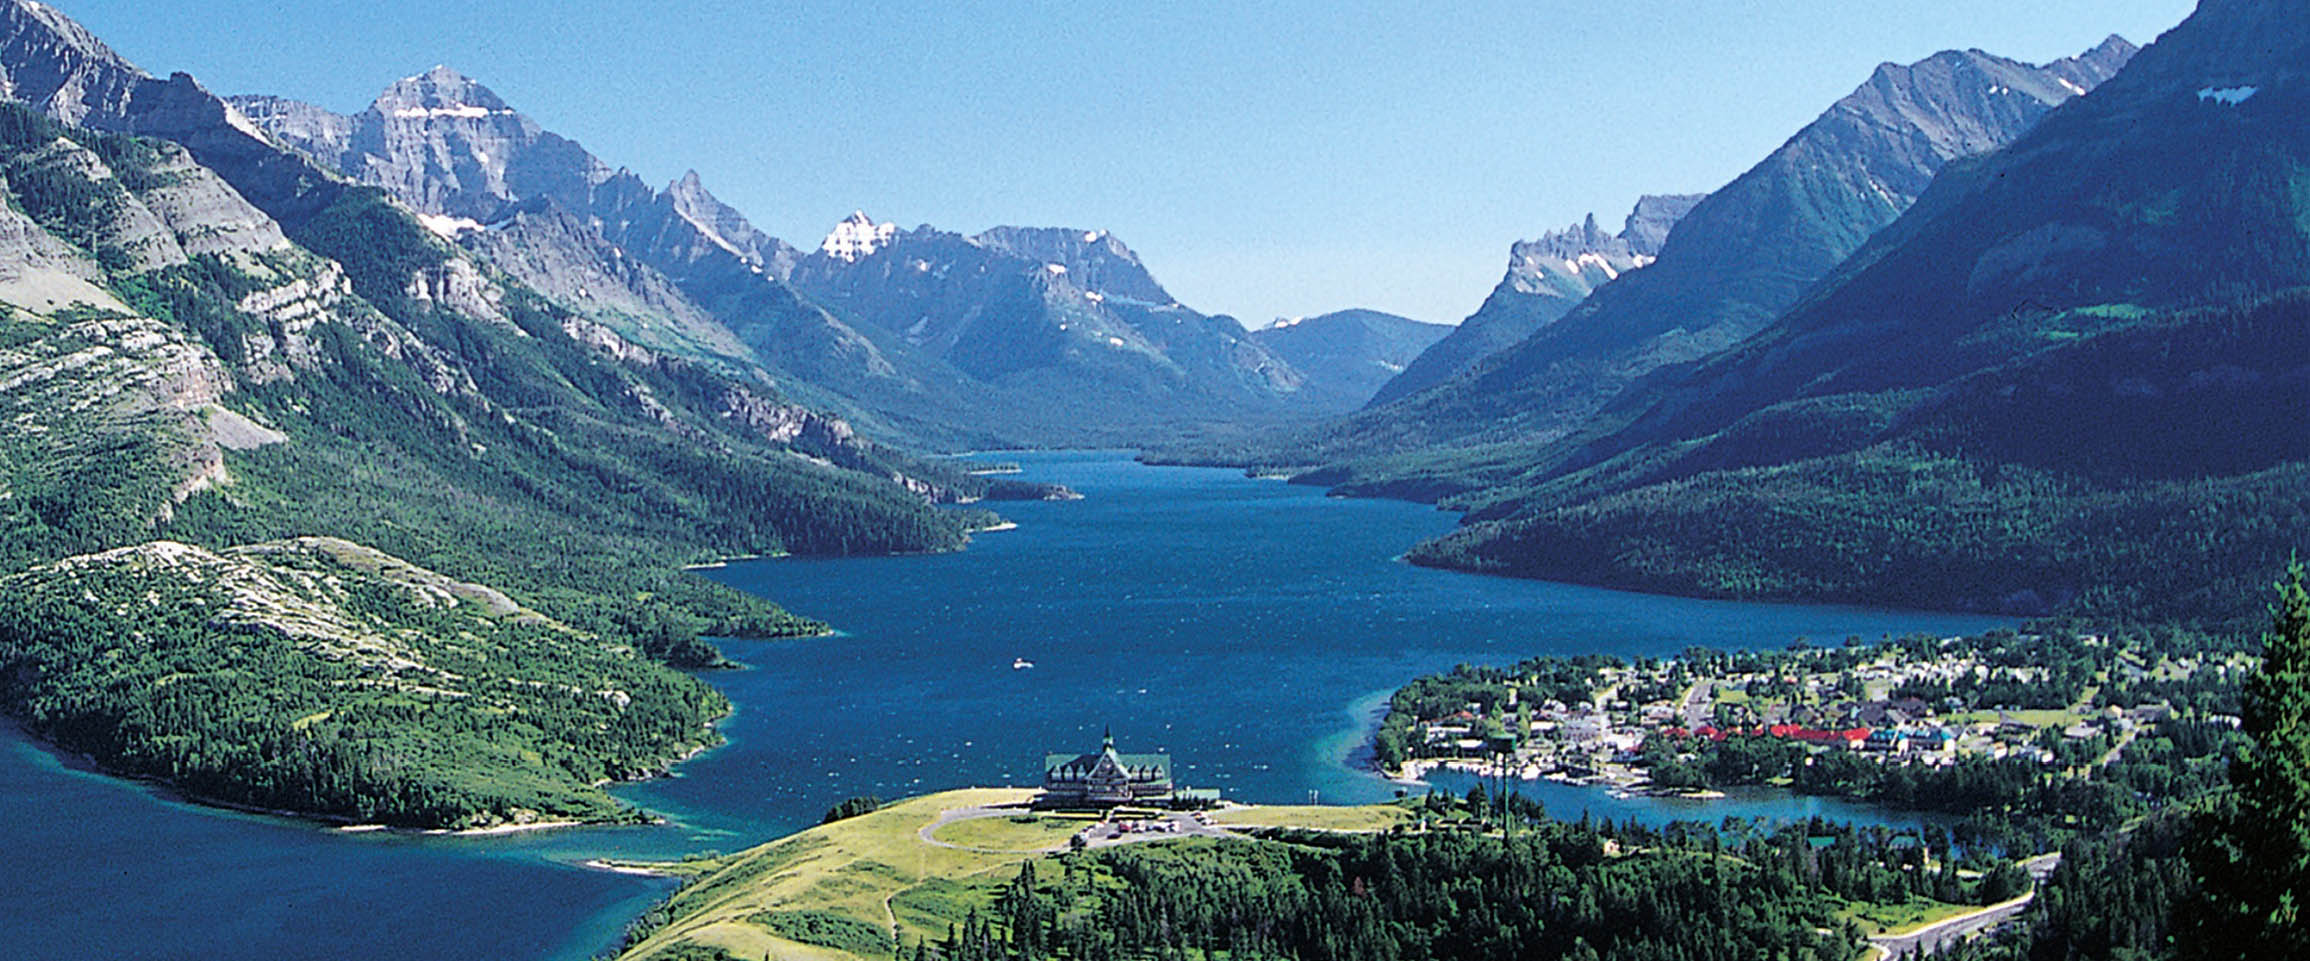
[0,538,731,829]
[0,19,999,826]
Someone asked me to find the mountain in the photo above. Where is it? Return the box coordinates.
[225,70,885,403]
[1403,0,2308,623]
[974,225,1174,304]
[1369,194,1702,407]
[0,2,1016,823]
[1311,37,2137,472]
[1252,309,1453,408]
[784,216,1318,431]
[233,71,1328,448]
[229,71,1047,448]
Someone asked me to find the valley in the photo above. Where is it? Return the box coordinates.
[0,452,2009,960]
[0,1,2299,959]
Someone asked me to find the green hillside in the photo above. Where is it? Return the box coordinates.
[0,100,994,823]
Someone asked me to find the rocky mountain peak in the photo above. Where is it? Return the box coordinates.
[971,225,1172,304]
[1509,192,1702,280]
[1622,194,1706,254]
[0,0,148,127]
[2077,34,2140,71]
[820,210,896,262]
[657,168,797,272]
[371,64,513,118]
[1,1,134,72]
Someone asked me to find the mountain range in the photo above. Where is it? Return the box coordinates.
[228,72,1401,448]
[1394,0,2307,621]
[1293,35,2140,475]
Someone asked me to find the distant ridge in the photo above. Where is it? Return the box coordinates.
[1253,309,1452,409]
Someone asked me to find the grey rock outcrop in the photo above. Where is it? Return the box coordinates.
[971,226,1174,305]
[1369,193,1702,408]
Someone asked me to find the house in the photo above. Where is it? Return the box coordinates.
[1864,729,1908,753]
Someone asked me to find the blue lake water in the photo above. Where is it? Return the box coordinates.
[0,451,2005,960]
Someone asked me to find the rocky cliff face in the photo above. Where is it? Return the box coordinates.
[271,65,615,222]
[0,1,143,127]
[971,226,1174,304]
[466,200,760,368]
[0,110,325,526]
[0,4,349,232]
[1370,194,1704,408]
[664,170,799,276]
[224,69,809,320]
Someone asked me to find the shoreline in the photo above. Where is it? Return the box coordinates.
[680,552,764,571]
[7,719,705,838]
[581,859,683,877]
[430,819,586,837]
[1383,757,1735,800]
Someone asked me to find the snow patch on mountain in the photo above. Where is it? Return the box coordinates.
[387,105,511,120]
[820,211,896,262]
[417,213,484,238]
[2196,86,2258,104]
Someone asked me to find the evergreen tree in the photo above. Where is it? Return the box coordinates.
[2179,562,2310,959]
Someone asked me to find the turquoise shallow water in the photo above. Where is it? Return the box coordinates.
[0,451,2005,960]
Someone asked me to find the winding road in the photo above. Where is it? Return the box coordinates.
[1867,853,2062,959]
[916,804,1233,854]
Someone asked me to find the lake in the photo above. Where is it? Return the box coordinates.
[0,451,2005,960]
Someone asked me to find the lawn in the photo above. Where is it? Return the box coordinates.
[930,813,1090,851]
[2001,709,2085,728]
[619,788,1044,961]
[1837,896,1978,936]
[1207,803,1411,832]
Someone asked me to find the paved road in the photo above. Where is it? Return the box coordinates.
[1074,810,1234,848]
[1869,854,2061,959]
[916,804,1231,854]
[1680,682,1711,729]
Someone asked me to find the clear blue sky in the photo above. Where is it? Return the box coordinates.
[60,1,2194,326]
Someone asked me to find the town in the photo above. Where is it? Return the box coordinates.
[1375,629,2249,800]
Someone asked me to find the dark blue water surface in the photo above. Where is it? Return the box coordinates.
[0,452,2005,960]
